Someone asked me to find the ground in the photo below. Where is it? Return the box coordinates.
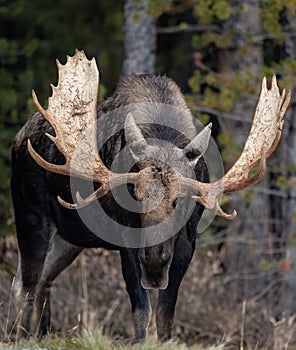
[0,234,295,349]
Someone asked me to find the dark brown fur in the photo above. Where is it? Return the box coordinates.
[11,75,208,342]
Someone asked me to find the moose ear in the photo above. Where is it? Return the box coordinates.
[124,112,148,162]
[183,123,212,167]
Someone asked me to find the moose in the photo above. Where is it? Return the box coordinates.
[11,50,290,342]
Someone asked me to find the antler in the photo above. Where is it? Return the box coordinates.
[28,51,290,218]
[179,75,291,219]
[28,50,139,208]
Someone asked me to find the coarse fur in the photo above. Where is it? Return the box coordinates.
[11,75,209,342]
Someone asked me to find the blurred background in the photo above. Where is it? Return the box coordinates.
[1,0,296,348]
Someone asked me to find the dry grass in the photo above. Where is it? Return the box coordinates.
[0,323,228,350]
[0,330,226,350]
[0,234,296,350]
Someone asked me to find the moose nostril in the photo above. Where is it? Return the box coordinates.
[152,166,161,173]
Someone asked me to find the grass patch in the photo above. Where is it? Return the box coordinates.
[0,333,186,350]
[0,331,225,350]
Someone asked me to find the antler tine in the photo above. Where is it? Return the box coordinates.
[266,88,291,158]
[28,138,71,177]
[57,187,109,210]
[215,202,237,220]
[180,75,291,219]
[32,90,48,120]
[57,171,140,209]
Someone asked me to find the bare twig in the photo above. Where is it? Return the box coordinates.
[79,252,89,331]
[194,106,252,124]
[157,24,221,34]
[8,292,30,341]
[250,278,283,303]
[5,276,15,339]
[254,187,287,198]
[35,299,47,339]
[240,300,246,350]
[253,30,296,43]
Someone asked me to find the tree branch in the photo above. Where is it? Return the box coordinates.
[157,24,221,35]
[194,106,251,124]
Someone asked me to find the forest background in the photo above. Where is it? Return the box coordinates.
[1,0,296,349]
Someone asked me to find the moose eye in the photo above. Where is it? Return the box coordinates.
[172,199,178,208]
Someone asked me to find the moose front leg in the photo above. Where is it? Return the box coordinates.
[13,221,52,338]
[36,233,82,335]
[120,249,151,343]
[156,284,179,341]
[156,237,195,342]
[15,250,48,338]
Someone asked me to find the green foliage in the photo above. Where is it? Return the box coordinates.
[262,5,281,38]
[262,0,296,39]
[148,0,199,18]
[192,31,233,50]
[194,0,232,23]
[191,1,234,52]
[217,128,241,163]
[0,0,124,236]
[188,70,201,94]
[287,212,296,247]
[258,258,274,271]
[147,0,172,18]
[276,175,289,189]
[189,70,257,114]
[199,113,211,125]
[263,57,296,90]
[243,188,256,202]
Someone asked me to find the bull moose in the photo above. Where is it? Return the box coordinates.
[11,50,290,341]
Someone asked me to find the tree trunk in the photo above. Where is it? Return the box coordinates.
[216,2,276,307]
[123,0,156,75]
[273,7,296,314]
[264,8,296,263]
[219,1,266,245]
[217,1,296,323]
